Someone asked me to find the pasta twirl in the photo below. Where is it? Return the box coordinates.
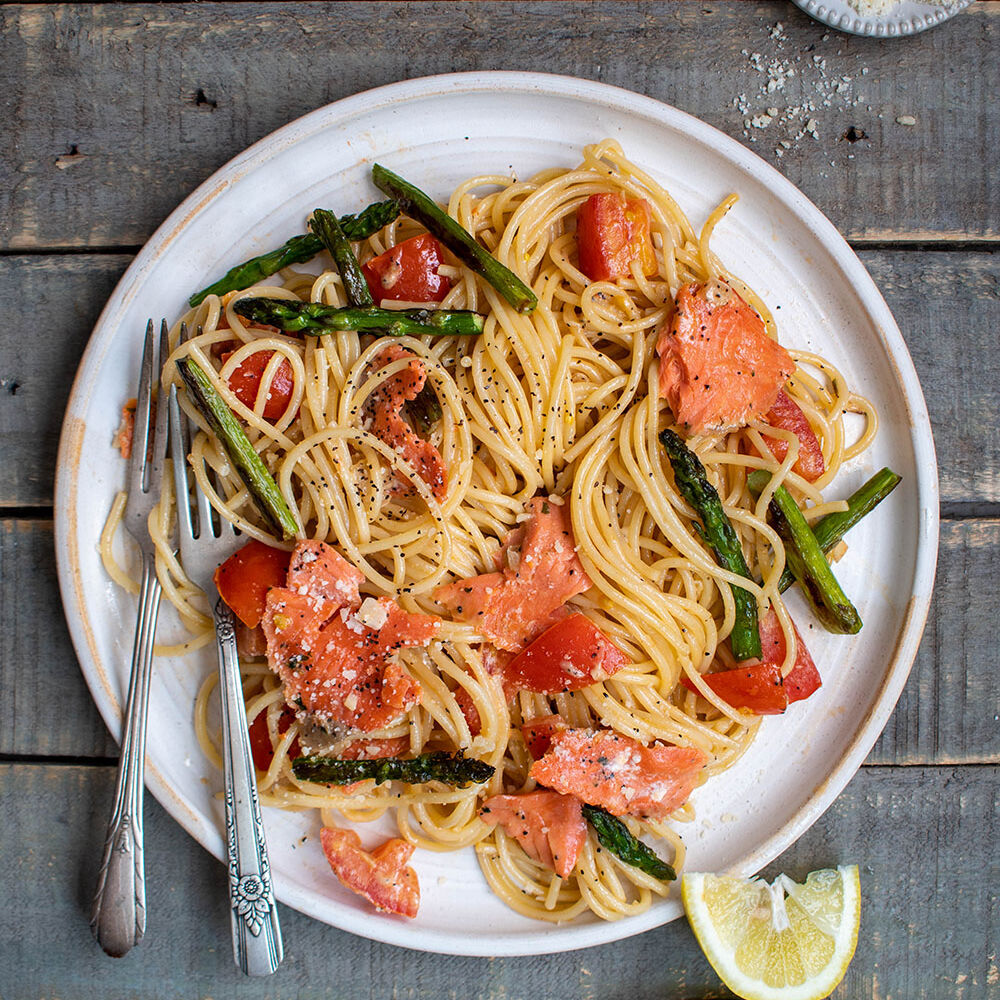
[101,140,876,924]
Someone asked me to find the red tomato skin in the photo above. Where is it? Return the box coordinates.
[214,539,292,629]
[224,350,295,421]
[362,234,452,303]
[758,608,822,703]
[504,614,629,693]
[760,390,825,483]
[691,662,788,715]
[577,193,657,282]
[520,715,568,759]
[248,705,299,772]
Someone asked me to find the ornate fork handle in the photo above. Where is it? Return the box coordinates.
[91,554,161,956]
[213,595,283,975]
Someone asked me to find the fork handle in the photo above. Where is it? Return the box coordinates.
[91,555,161,957]
[213,595,283,976]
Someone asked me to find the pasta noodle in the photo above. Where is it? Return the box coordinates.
[101,140,876,923]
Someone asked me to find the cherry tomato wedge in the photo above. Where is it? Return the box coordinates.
[248,705,298,772]
[682,607,821,713]
[362,233,452,303]
[576,193,657,282]
[214,539,291,629]
[760,390,825,483]
[504,613,629,693]
[520,714,568,759]
[223,349,295,421]
[685,661,787,715]
[757,607,822,704]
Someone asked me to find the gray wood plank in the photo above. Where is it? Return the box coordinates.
[0,254,130,507]
[0,2,997,252]
[3,517,997,765]
[2,248,998,507]
[1,761,995,998]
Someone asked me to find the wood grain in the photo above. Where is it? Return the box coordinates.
[2,249,998,507]
[1,761,995,998]
[0,3,997,252]
[3,517,996,765]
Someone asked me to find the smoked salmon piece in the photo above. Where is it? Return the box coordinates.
[529,728,707,821]
[480,790,587,879]
[520,714,569,759]
[262,540,440,733]
[369,344,447,501]
[434,498,592,652]
[657,281,795,434]
[320,826,420,918]
[285,538,363,608]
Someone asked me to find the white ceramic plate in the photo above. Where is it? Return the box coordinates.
[55,72,938,957]
[790,0,973,37]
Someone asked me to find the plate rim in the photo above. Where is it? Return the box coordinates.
[789,0,973,37]
[54,70,940,956]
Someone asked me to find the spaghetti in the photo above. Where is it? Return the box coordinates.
[101,140,876,923]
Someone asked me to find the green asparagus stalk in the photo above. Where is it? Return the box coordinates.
[582,805,676,882]
[292,751,495,787]
[187,200,400,306]
[308,208,374,308]
[408,382,443,435]
[175,357,298,539]
[776,468,901,593]
[747,470,862,634]
[371,163,538,314]
[659,428,762,660]
[234,297,485,338]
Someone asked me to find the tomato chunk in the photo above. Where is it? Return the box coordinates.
[214,540,292,629]
[686,661,787,715]
[520,714,568,759]
[320,827,420,918]
[757,607,822,704]
[224,350,295,421]
[682,607,821,713]
[759,390,825,482]
[362,234,452,303]
[248,705,299,772]
[504,614,629,693]
[576,193,657,282]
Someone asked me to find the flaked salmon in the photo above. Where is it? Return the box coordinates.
[320,826,420,918]
[480,790,587,879]
[369,344,447,501]
[262,540,439,733]
[434,498,592,652]
[657,281,795,433]
[529,728,706,821]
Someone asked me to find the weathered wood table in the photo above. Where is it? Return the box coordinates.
[2,3,997,997]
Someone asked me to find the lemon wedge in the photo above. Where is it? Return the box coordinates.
[682,865,861,1000]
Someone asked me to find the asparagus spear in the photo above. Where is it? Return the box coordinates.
[234,297,485,338]
[747,470,862,634]
[582,805,676,882]
[408,382,443,435]
[659,429,762,660]
[776,468,901,593]
[175,357,298,539]
[309,208,374,308]
[187,200,400,306]
[371,163,538,314]
[292,751,495,787]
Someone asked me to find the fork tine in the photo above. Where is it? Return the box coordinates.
[147,319,171,491]
[131,320,155,495]
[168,386,195,543]
[196,466,217,539]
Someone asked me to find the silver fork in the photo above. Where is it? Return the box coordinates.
[168,376,283,977]
[91,319,170,957]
